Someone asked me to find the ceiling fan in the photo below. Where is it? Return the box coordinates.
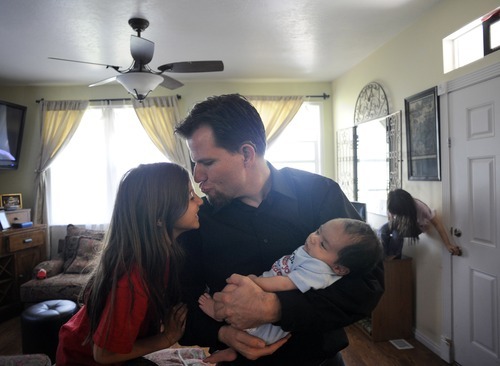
[49,18,224,100]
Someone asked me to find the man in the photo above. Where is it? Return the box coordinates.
[176,94,384,365]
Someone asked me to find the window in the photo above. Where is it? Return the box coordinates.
[265,102,322,174]
[484,9,500,55]
[48,101,322,225]
[48,104,168,225]
[443,7,500,73]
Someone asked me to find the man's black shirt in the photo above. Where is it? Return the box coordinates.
[179,164,384,365]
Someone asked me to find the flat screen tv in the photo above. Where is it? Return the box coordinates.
[0,100,27,170]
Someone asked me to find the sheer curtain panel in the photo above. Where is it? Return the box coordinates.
[34,100,89,224]
[133,96,191,171]
[247,96,304,147]
[47,101,168,227]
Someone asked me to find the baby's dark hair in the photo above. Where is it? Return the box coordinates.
[336,219,383,276]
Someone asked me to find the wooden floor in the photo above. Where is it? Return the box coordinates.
[341,324,451,366]
[0,316,23,356]
[1,316,450,365]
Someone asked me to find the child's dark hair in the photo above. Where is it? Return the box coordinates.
[387,189,422,243]
[83,163,190,344]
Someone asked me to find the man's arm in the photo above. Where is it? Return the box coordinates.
[214,262,384,333]
[277,261,384,331]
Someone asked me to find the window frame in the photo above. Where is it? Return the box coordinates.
[483,9,500,56]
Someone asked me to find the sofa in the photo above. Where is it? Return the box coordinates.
[0,354,52,366]
[20,224,105,306]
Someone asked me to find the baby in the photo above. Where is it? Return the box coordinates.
[199,217,383,362]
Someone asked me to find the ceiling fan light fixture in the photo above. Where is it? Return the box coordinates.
[116,72,163,101]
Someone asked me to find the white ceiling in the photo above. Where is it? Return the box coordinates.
[0,0,441,88]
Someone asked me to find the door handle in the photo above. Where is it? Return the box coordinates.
[451,228,462,237]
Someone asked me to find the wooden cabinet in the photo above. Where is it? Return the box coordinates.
[358,257,413,341]
[0,225,47,320]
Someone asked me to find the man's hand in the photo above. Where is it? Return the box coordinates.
[213,274,281,329]
[209,325,290,361]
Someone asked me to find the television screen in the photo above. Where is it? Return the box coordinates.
[0,100,27,170]
[351,201,367,221]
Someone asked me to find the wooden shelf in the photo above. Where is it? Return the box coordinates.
[0,223,47,321]
[357,257,413,341]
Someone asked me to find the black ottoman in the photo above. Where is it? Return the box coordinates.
[21,299,78,363]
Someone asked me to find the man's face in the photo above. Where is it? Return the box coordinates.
[187,126,246,208]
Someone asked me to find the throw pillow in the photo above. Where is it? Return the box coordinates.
[65,237,102,274]
[62,235,82,272]
[66,224,106,240]
[62,224,106,272]
[32,256,64,278]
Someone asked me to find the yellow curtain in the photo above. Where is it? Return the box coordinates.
[34,100,89,224]
[247,96,304,147]
[132,96,191,171]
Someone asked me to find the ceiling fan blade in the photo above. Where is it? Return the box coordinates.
[89,76,118,87]
[48,57,121,70]
[158,61,224,73]
[159,75,184,90]
[130,35,154,65]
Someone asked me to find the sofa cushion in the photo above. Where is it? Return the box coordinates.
[65,237,102,274]
[20,273,91,305]
[0,354,52,366]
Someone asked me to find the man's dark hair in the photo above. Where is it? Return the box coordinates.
[337,219,383,276]
[175,94,267,155]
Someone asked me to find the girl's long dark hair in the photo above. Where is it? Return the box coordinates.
[387,189,422,243]
[83,163,190,343]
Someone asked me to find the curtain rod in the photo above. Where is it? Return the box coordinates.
[305,93,330,99]
[35,94,182,103]
[35,93,328,103]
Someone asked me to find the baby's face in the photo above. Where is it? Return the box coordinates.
[303,219,350,269]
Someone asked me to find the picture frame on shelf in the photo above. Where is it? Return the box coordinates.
[404,86,441,181]
[1,193,23,209]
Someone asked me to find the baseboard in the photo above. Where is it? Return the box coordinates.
[413,329,448,362]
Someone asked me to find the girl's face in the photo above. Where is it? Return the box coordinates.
[173,183,203,239]
[387,212,394,221]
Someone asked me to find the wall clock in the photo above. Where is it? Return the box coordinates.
[354,82,389,124]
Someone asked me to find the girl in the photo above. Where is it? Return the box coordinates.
[56,163,203,365]
[380,188,461,259]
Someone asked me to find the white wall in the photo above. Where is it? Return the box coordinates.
[332,0,500,353]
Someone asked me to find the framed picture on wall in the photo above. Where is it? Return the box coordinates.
[404,86,441,181]
[0,193,23,209]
